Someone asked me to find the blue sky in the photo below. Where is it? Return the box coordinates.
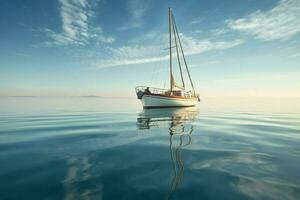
[0,0,299,97]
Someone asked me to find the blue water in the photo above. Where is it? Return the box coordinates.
[0,97,300,200]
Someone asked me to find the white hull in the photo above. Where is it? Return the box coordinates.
[141,94,198,108]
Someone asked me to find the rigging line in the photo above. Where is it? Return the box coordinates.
[163,46,176,50]
[171,10,185,89]
[172,12,196,95]
[168,7,173,91]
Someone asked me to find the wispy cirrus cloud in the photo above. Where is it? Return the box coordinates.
[120,0,148,30]
[47,0,92,45]
[189,17,204,25]
[45,0,114,46]
[93,34,244,68]
[227,0,300,41]
[10,52,32,57]
[210,28,229,36]
[180,35,244,56]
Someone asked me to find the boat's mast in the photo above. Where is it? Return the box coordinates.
[169,7,173,91]
[172,13,196,95]
[171,11,185,89]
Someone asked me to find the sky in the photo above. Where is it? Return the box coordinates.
[0,0,300,98]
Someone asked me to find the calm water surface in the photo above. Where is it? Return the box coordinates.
[0,97,300,200]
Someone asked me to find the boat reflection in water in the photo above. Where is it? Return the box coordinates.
[137,107,199,130]
[136,107,199,199]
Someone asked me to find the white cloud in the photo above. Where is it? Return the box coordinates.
[108,45,160,59]
[180,34,244,56]
[207,73,300,84]
[98,36,115,44]
[96,55,169,68]
[227,0,300,41]
[189,17,203,25]
[211,28,229,36]
[120,0,148,30]
[94,34,244,68]
[91,27,116,44]
[51,0,91,45]
[46,0,114,46]
[93,45,167,68]
[10,52,32,57]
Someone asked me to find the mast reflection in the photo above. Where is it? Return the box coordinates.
[136,107,199,199]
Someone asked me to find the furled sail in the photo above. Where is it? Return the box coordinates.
[171,74,185,91]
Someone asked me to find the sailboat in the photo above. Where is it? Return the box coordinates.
[135,8,200,108]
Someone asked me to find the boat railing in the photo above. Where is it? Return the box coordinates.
[135,86,198,98]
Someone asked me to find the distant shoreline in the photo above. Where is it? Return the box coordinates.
[0,95,133,99]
